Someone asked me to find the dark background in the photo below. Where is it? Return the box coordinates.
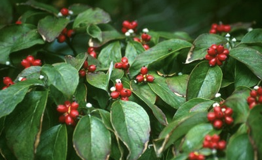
[1,0,261,38]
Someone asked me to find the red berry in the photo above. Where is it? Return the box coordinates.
[114,62,123,69]
[223,49,229,55]
[115,82,123,92]
[83,61,88,69]
[203,140,210,148]
[215,111,224,119]
[249,102,257,109]
[64,101,71,107]
[225,108,233,116]
[79,70,86,77]
[65,115,74,125]
[216,58,223,66]
[217,140,226,150]
[188,152,197,160]
[136,74,144,83]
[62,28,67,35]
[121,27,127,33]
[224,116,234,125]
[89,51,97,58]
[120,96,129,101]
[32,59,42,66]
[140,66,148,75]
[217,45,224,54]
[257,87,262,95]
[126,89,132,97]
[211,134,220,142]
[146,75,154,82]
[207,48,217,56]
[197,154,205,160]
[209,29,216,34]
[250,90,257,98]
[217,54,227,61]
[211,44,218,50]
[21,59,31,68]
[205,54,213,61]
[88,65,96,72]
[120,89,128,97]
[67,29,74,37]
[133,37,141,42]
[141,33,148,41]
[122,21,131,28]
[122,62,130,70]
[211,23,218,29]
[205,135,212,141]
[213,119,223,129]
[143,44,150,50]
[223,25,231,32]
[247,96,256,104]
[57,105,68,113]
[88,47,95,53]
[3,77,13,86]
[15,20,22,25]
[121,57,128,63]
[60,8,69,16]
[59,115,66,123]
[207,112,216,122]
[131,21,138,29]
[71,102,79,110]
[58,34,66,43]
[211,142,218,149]
[111,91,120,99]
[209,58,216,66]
[69,109,79,118]
[213,106,221,113]
[216,25,224,32]
[26,55,35,64]
[258,96,262,103]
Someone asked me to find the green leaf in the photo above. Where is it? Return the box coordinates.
[38,16,69,42]
[166,74,189,97]
[153,112,208,157]
[226,133,254,160]
[125,41,145,65]
[185,33,226,63]
[148,73,185,109]
[241,29,262,44]
[0,117,5,136]
[129,39,192,78]
[186,61,223,100]
[0,79,44,118]
[5,91,48,160]
[68,4,91,15]
[18,0,58,14]
[86,72,110,91]
[225,86,250,124]
[15,66,41,81]
[230,47,262,79]
[74,83,87,109]
[87,24,102,42]
[111,100,151,160]
[130,81,167,125]
[36,125,67,160]
[73,8,111,29]
[0,0,12,25]
[151,31,192,42]
[41,63,79,98]
[173,98,214,120]
[65,52,88,71]
[95,109,114,131]
[0,24,44,64]
[110,69,125,82]
[246,105,262,158]
[98,41,122,68]
[73,115,111,160]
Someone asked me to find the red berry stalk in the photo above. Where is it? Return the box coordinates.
[135,66,155,83]
[207,105,233,129]
[122,20,138,33]
[202,134,227,150]
[79,61,96,77]
[247,86,262,109]
[188,152,205,160]
[2,77,14,90]
[114,57,130,71]
[209,23,231,34]
[57,28,75,43]
[205,44,229,66]
[57,101,79,126]
[21,55,42,68]
[87,47,98,58]
[110,80,132,101]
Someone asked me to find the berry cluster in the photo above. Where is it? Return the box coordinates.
[134,33,151,50]
[57,28,74,43]
[15,20,22,25]
[188,152,205,160]
[21,55,42,68]
[79,61,96,77]
[87,47,98,58]
[135,66,154,83]
[247,86,262,109]
[58,8,73,17]
[2,77,14,90]
[121,20,138,33]
[209,23,231,34]
[207,105,233,129]
[57,101,79,126]
[110,80,132,101]
[202,134,226,150]
[114,57,130,70]
[205,44,229,66]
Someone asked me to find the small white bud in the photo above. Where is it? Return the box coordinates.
[5,61,10,65]
[18,77,23,81]
[39,75,44,80]
[143,28,149,33]
[178,72,183,76]
[86,103,92,108]
[57,12,62,17]
[116,79,121,83]
[232,38,237,42]
[221,108,226,112]
[225,33,230,38]
[215,93,221,98]
[128,29,134,34]
[247,27,253,32]
[134,80,137,84]
[69,10,74,15]
[125,32,130,37]
[212,149,217,154]
[254,86,259,90]
[110,86,116,92]
[212,102,220,107]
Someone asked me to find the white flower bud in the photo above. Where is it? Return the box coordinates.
[69,10,74,15]
[232,38,237,42]
[254,86,259,90]
[178,72,183,76]
[215,93,221,98]
[143,28,149,33]
[110,86,116,92]
[221,108,226,112]
[5,61,10,65]
[213,102,220,107]
[125,32,130,37]
[225,33,230,38]
[18,77,23,81]
[39,75,44,80]
[116,79,121,83]
[134,80,137,84]
[57,12,62,17]
[128,29,134,34]
[212,149,217,154]
[86,103,92,108]
[248,27,253,32]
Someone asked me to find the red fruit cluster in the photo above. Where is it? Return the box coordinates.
[110,81,132,101]
[209,23,231,34]
[87,47,98,58]
[207,106,234,129]
[57,101,79,126]
[247,86,262,109]
[202,134,226,150]
[2,77,14,90]
[114,57,130,70]
[135,66,154,83]
[205,44,229,66]
[79,61,96,77]
[21,55,42,68]
[133,33,151,50]
[188,152,205,160]
[57,28,74,43]
[60,8,70,16]
[121,20,138,33]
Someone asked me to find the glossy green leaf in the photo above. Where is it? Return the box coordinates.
[152,31,192,42]
[36,125,67,160]
[131,81,167,125]
[95,109,114,131]
[185,33,226,63]
[125,41,145,65]
[226,133,254,160]
[5,91,48,160]
[166,74,189,97]
[241,29,262,44]
[0,24,44,64]
[15,66,41,81]
[38,16,69,42]
[0,79,44,118]
[153,112,208,157]
[87,24,102,42]
[98,41,122,68]
[68,4,91,15]
[230,47,262,79]
[110,69,125,82]
[65,52,88,71]
[186,61,223,100]
[73,115,111,160]
[74,83,87,109]
[173,98,214,120]
[246,105,262,158]
[111,100,151,160]
[18,1,58,14]
[129,39,191,78]
[225,86,250,124]
[41,63,79,98]
[73,8,111,29]
[0,0,12,25]
[86,72,110,91]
